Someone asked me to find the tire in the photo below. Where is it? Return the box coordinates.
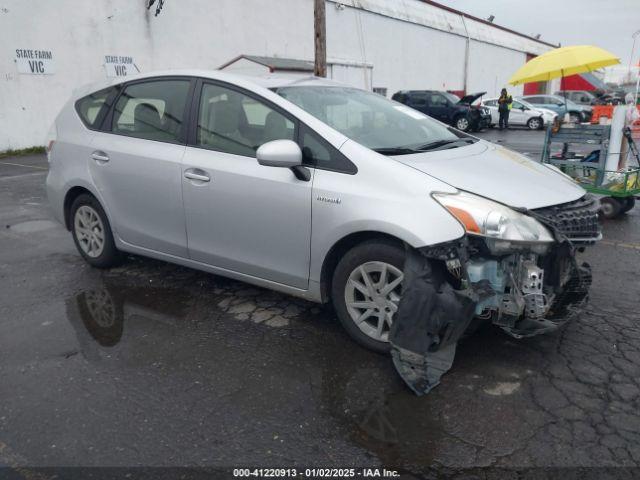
[569,112,581,123]
[599,197,623,219]
[70,193,122,268]
[454,115,470,132]
[527,117,543,130]
[620,196,636,214]
[331,240,405,354]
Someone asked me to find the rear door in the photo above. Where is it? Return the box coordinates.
[405,92,429,115]
[426,93,451,122]
[509,100,528,125]
[90,77,193,257]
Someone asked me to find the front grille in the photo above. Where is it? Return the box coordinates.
[532,194,601,242]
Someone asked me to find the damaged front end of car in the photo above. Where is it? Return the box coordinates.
[390,192,601,395]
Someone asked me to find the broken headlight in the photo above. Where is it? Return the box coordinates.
[433,191,554,254]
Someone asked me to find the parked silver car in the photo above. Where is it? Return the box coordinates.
[46,70,600,361]
[481,97,557,129]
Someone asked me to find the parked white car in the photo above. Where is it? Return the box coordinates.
[481,97,557,129]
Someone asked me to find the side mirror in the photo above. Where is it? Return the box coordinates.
[256,139,311,182]
[257,139,302,168]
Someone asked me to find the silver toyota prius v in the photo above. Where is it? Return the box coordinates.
[46,70,601,392]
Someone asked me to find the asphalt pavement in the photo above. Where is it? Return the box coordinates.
[1,131,640,476]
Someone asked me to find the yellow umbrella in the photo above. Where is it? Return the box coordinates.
[508,45,620,85]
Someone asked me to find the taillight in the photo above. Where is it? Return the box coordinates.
[45,124,57,163]
[46,140,55,162]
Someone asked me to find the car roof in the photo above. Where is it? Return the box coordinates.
[520,94,560,99]
[71,69,349,100]
[395,90,442,94]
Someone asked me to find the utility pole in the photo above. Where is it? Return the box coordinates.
[314,0,327,77]
[629,30,640,83]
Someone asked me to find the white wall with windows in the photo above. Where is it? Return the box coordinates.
[0,0,553,150]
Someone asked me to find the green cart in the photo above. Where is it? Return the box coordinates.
[541,124,640,219]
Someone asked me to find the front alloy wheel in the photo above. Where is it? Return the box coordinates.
[331,240,405,353]
[455,116,470,131]
[527,117,542,130]
[345,261,404,343]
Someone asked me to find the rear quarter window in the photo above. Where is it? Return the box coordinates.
[75,86,117,129]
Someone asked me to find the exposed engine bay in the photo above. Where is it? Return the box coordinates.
[390,194,600,395]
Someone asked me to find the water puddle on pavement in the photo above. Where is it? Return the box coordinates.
[7,219,58,233]
[61,262,529,468]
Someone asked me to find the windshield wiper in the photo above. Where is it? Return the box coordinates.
[415,138,475,151]
[372,147,421,155]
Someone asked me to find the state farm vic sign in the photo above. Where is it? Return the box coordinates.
[104,55,136,77]
[15,48,55,75]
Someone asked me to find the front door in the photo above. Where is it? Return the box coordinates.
[181,82,313,289]
[89,78,192,257]
[509,100,527,125]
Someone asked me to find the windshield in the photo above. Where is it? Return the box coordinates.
[276,86,475,154]
[517,99,534,109]
[442,92,461,104]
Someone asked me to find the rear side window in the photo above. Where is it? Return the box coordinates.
[76,87,117,129]
[408,93,428,106]
[112,79,191,143]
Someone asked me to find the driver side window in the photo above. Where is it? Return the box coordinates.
[196,83,295,157]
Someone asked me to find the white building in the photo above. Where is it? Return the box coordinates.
[0,0,556,150]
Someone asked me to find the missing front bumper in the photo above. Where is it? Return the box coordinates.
[389,237,592,396]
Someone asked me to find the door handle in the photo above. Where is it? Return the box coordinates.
[184,169,211,183]
[91,151,110,163]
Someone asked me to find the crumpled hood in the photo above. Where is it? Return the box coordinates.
[394,140,585,209]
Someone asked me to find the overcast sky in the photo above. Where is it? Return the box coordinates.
[436,0,640,72]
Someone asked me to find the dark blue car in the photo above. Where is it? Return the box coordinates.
[392,90,491,132]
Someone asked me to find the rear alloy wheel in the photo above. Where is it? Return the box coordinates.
[454,116,470,132]
[70,194,122,268]
[74,205,105,258]
[332,241,405,353]
[527,117,542,130]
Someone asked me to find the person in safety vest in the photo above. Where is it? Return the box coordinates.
[498,88,513,130]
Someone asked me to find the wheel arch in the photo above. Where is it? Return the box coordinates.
[319,231,406,303]
[63,185,99,230]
